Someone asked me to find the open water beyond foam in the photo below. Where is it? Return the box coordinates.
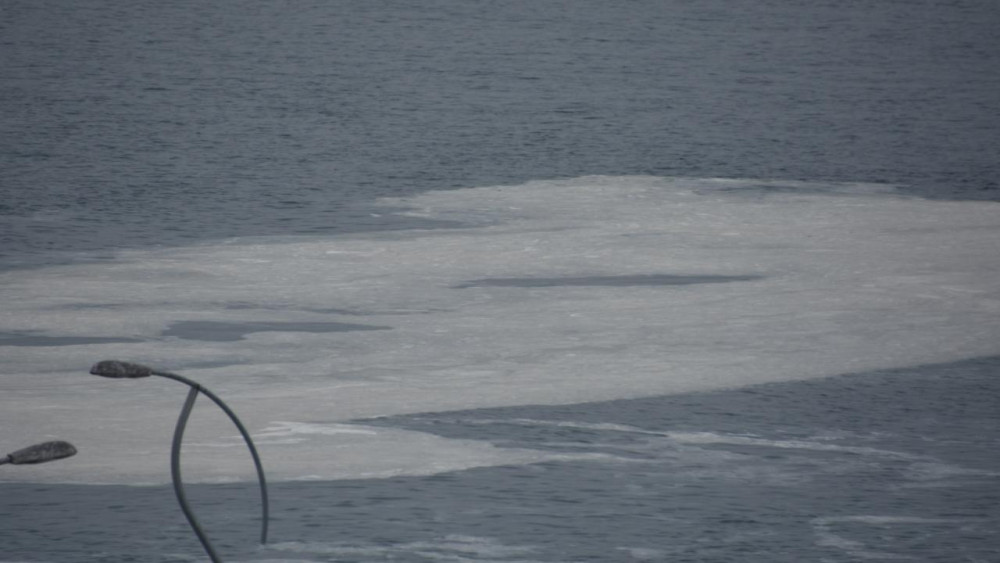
[2,0,999,270]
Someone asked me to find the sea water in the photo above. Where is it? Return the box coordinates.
[3,358,999,561]
[2,1,999,561]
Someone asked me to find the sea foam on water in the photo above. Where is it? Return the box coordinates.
[2,176,998,484]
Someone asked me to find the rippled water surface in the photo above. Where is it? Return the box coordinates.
[2,1,999,561]
[4,358,998,561]
[2,0,998,268]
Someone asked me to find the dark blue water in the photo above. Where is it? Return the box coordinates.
[2,0,999,269]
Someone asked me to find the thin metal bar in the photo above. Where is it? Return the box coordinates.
[172,386,222,562]
[156,370,270,544]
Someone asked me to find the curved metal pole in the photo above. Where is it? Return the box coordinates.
[156,370,270,545]
[172,386,222,563]
[89,360,270,554]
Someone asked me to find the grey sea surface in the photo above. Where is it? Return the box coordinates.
[2,0,999,270]
[2,357,998,561]
[3,1,1000,561]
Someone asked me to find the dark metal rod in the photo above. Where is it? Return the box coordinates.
[172,386,222,563]
[90,360,270,550]
[156,370,270,545]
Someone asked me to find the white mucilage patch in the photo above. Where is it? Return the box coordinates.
[2,176,998,484]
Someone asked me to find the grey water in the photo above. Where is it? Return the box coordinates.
[3,0,1000,560]
[2,0,999,270]
[3,358,998,561]
[452,274,764,289]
